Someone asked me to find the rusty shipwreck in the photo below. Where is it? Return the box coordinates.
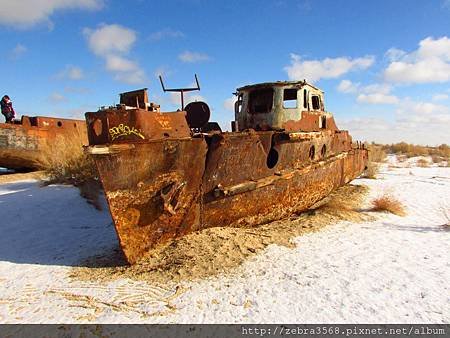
[0,116,86,170]
[85,80,368,264]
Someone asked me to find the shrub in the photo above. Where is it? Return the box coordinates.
[431,155,443,164]
[397,154,407,162]
[362,162,378,179]
[384,143,450,158]
[417,158,429,168]
[370,194,406,216]
[361,143,385,179]
[434,144,450,158]
[368,144,387,163]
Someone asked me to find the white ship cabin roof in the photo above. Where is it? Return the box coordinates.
[236,80,323,93]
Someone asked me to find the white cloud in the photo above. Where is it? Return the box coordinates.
[0,0,103,29]
[384,36,450,84]
[416,36,450,59]
[396,98,450,117]
[178,51,211,63]
[391,99,450,144]
[83,24,146,85]
[10,43,27,59]
[337,79,359,93]
[56,65,84,80]
[340,99,450,145]
[432,93,449,101]
[385,59,450,83]
[223,97,237,112]
[284,54,375,82]
[83,24,136,56]
[66,66,83,80]
[48,92,67,103]
[356,93,399,105]
[340,117,390,133]
[105,55,138,72]
[148,28,184,41]
[361,83,392,95]
[338,80,399,105]
[114,69,146,85]
[384,48,407,62]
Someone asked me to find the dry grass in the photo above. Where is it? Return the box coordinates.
[0,171,46,184]
[40,130,101,209]
[384,142,450,158]
[361,143,386,179]
[367,143,387,163]
[370,194,406,216]
[417,158,429,168]
[397,154,408,163]
[362,162,379,179]
[431,155,443,164]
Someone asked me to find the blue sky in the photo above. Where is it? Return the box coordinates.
[1,0,450,145]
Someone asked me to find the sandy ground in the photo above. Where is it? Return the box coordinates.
[0,156,448,323]
[0,170,45,184]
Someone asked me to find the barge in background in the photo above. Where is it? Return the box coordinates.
[0,116,86,170]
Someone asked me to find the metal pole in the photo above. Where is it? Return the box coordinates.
[181,90,184,110]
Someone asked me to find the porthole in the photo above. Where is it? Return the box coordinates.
[309,145,315,160]
[321,145,327,158]
[266,148,279,169]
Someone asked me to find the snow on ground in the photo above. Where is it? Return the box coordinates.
[0,156,449,323]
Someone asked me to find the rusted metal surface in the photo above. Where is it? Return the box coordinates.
[0,116,86,169]
[86,80,369,264]
[282,112,338,132]
[92,139,207,264]
[185,101,210,129]
[203,149,366,228]
[119,88,149,109]
[85,108,190,146]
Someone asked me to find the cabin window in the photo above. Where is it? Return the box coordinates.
[303,89,308,109]
[235,94,243,114]
[283,89,297,109]
[249,88,274,114]
[312,95,321,110]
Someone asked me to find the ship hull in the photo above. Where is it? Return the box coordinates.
[89,131,368,264]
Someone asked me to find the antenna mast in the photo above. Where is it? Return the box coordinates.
[159,74,200,110]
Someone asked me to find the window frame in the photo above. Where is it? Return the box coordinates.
[282,88,298,109]
[248,88,274,115]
